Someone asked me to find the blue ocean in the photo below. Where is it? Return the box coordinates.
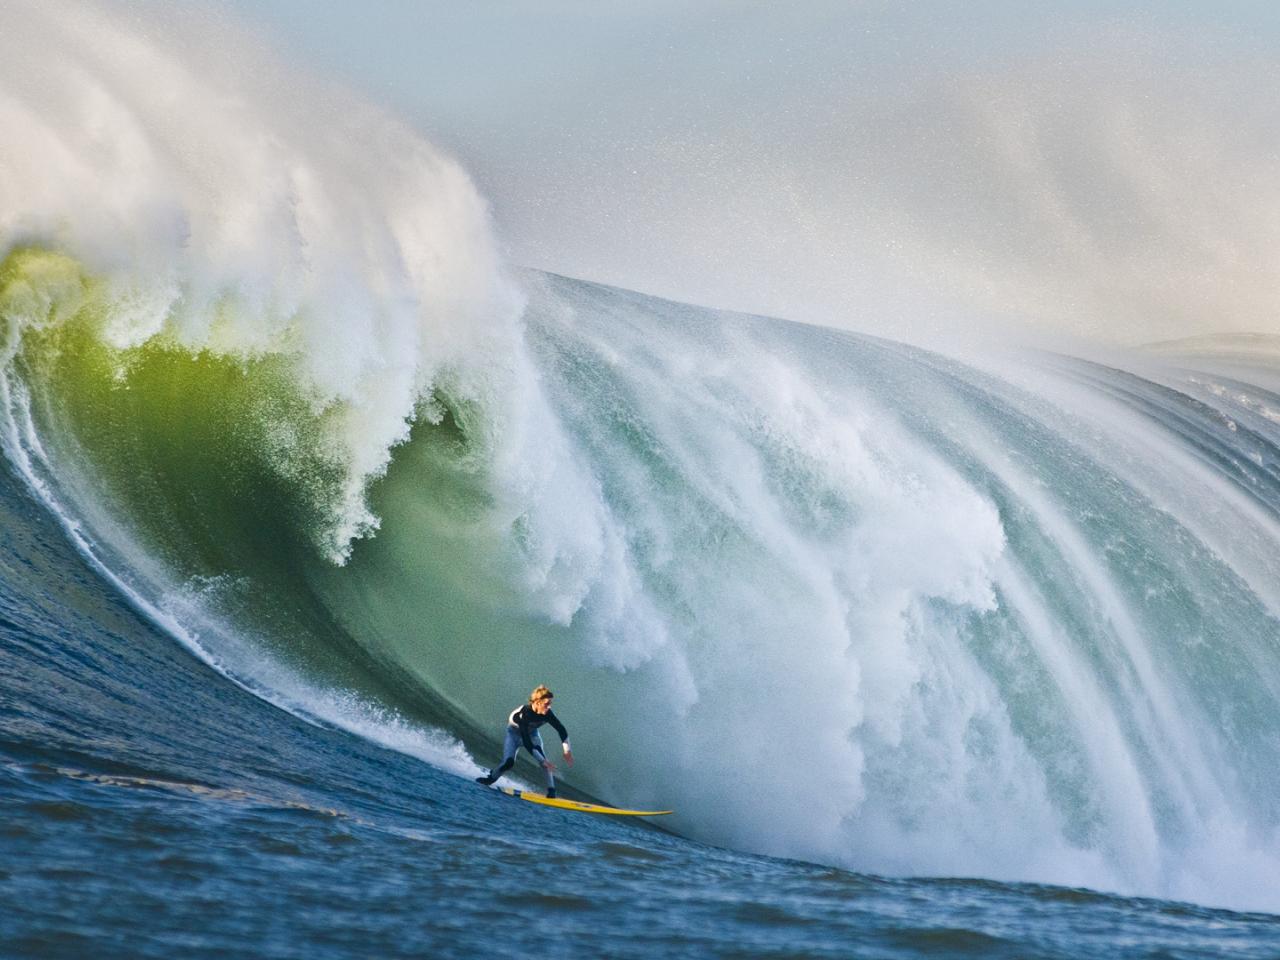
[3,4,1280,957]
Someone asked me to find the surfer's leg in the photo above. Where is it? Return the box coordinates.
[476,728,521,785]
[533,733,556,796]
[494,728,521,777]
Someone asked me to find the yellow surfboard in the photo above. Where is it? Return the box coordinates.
[499,787,672,817]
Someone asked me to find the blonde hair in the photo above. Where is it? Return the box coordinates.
[530,685,554,704]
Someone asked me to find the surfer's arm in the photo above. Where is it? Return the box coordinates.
[528,736,554,770]
[546,711,573,765]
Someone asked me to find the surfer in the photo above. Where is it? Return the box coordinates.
[475,685,574,797]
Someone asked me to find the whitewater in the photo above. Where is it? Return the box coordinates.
[2,2,1280,956]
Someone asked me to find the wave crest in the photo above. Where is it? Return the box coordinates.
[0,0,521,560]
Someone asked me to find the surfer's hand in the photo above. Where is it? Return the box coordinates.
[563,748,574,767]
[542,760,557,773]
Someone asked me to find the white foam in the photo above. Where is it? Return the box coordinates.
[0,0,522,562]
[0,0,508,790]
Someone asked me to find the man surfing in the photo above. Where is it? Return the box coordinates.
[475,685,573,798]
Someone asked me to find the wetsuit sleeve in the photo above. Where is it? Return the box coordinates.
[546,709,568,744]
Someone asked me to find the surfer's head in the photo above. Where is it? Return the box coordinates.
[530,685,554,714]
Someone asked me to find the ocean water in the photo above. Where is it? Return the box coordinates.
[4,3,1280,957]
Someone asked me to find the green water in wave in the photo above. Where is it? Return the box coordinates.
[0,248,488,732]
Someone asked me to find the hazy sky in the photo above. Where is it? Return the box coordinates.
[207,1,1280,344]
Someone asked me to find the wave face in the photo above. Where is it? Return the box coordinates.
[4,1,1280,918]
[8,248,1280,911]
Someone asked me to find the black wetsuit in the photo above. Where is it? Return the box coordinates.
[506,704,569,761]
[478,703,570,792]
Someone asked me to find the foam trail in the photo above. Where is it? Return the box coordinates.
[0,363,484,780]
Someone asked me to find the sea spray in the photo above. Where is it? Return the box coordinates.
[0,0,522,562]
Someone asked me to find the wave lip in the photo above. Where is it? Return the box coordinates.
[0,0,522,562]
